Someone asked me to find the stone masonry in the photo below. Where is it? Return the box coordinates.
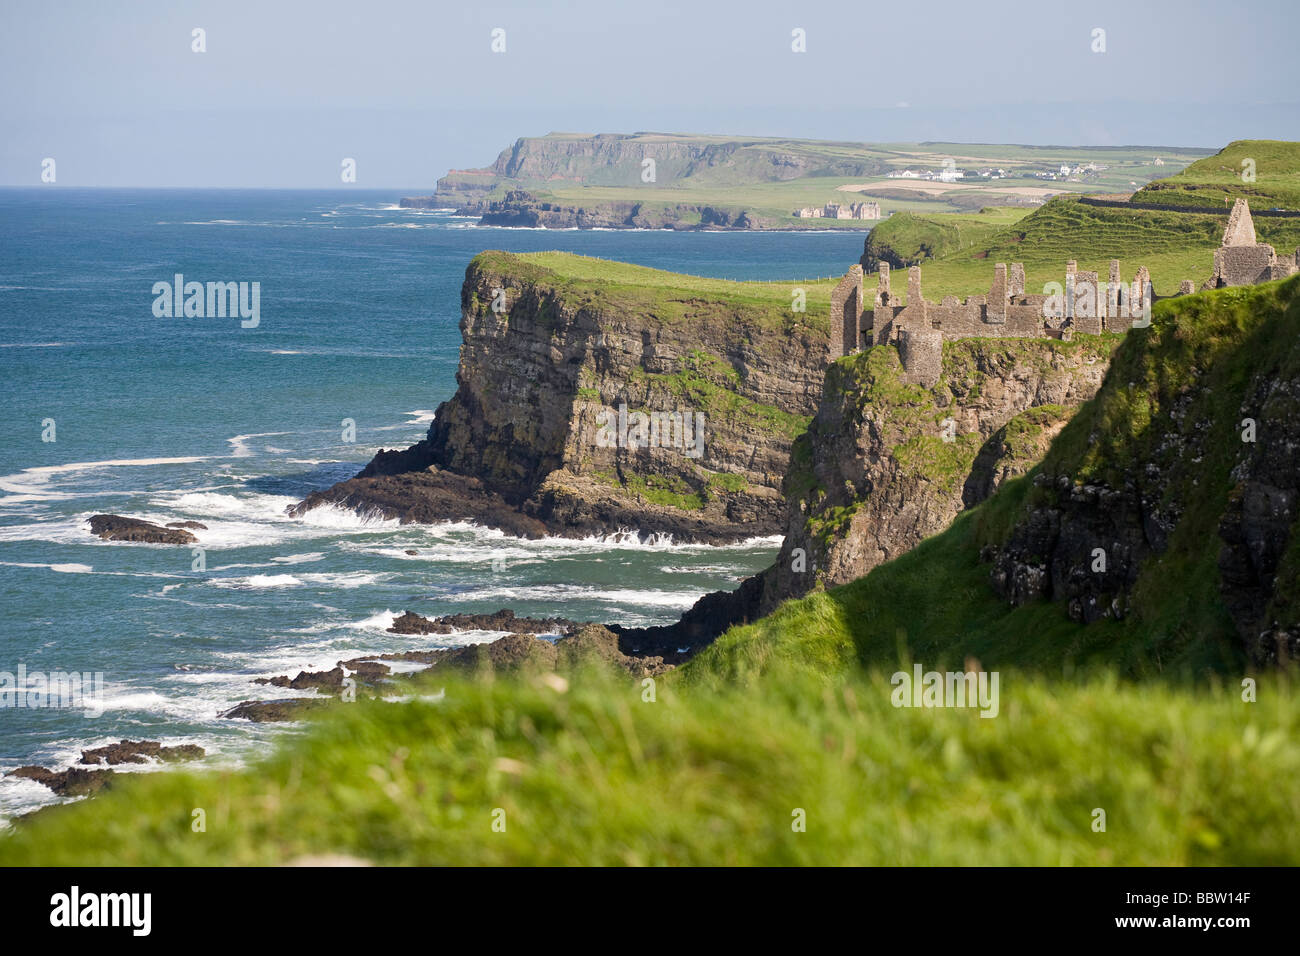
[834,258,1157,383]
[828,198,1297,383]
[1206,198,1300,288]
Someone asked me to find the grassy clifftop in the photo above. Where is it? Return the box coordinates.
[474,250,837,334]
[886,194,1300,300]
[859,206,1027,270]
[1130,140,1300,210]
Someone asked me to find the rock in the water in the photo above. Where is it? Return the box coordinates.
[88,514,197,544]
[80,739,204,765]
[9,765,115,796]
[166,520,208,530]
[382,624,670,677]
[220,699,329,722]
[388,608,580,636]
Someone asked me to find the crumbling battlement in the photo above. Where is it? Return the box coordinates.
[847,257,1157,384]
[830,197,1298,384]
[1206,198,1300,289]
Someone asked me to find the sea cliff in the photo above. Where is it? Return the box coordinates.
[293,252,835,543]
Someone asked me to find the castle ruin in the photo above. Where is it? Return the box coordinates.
[830,258,1157,387]
[829,199,1300,386]
[797,201,881,220]
[1205,198,1300,288]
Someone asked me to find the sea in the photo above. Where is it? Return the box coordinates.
[0,188,868,820]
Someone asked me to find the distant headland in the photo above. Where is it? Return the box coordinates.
[399,132,1212,230]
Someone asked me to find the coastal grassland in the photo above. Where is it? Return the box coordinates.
[3,664,1295,866]
[1131,140,1300,210]
[477,250,837,334]
[861,206,1029,268]
[882,195,1300,299]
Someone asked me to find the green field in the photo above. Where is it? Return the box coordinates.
[1131,140,1300,210]
[475,250,838,336]
[861,206,1029,268]
[866,192,1300,300]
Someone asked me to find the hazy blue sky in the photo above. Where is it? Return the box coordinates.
[2,0,1297,187]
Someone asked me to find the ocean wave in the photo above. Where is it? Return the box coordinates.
[0,561,95,574]
[0,457,211,504]
[210,552,326,571]
[452,582,707,610]
[226,431,293,458]
[294,502,400,530]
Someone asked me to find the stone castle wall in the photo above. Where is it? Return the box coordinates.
[829,264,863,357]
[829,199,1295,383]
[1207,198,1300,288]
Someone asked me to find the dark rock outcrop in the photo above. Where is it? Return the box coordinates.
[253,660,393,693]
[88,514,198,544]
[402,624,672,677]
[80,739,204,766]
[388,608,580,636]
[220,699,330,722]
[9,766,115,797]
[987,276,1300,665]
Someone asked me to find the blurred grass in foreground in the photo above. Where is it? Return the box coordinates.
[2,667,1295,866]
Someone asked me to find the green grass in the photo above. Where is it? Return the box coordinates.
[593,470,704,511]
[1131,140,1300,210]
[879,194,1300,300]
[3,668,1295,865]
[475,250,837,335]
[861,206,1029,268]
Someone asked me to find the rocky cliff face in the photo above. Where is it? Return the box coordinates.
[401,133,889,228]
[472,190,766,231]
[988,276,1300,666]
[476,133,885,188]
[610,334,1118,650]
[760,336,1117,611]
[293,252,832,543]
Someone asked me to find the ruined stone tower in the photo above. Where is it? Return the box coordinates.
[1207,198,1300,288]
[829,264,863,355]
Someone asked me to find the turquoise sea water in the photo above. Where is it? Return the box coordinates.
[0,188,867,819]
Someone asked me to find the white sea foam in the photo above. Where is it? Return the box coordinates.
[226,431,293,458]
[351,609,400,631]
[0,457,210,504]
[0,561,95,574]
[454,582,707,610]
[211,552,325,571]
[212,573,304,589]
[294,502,400,530]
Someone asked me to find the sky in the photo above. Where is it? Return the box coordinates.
[1,0,1297,187]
